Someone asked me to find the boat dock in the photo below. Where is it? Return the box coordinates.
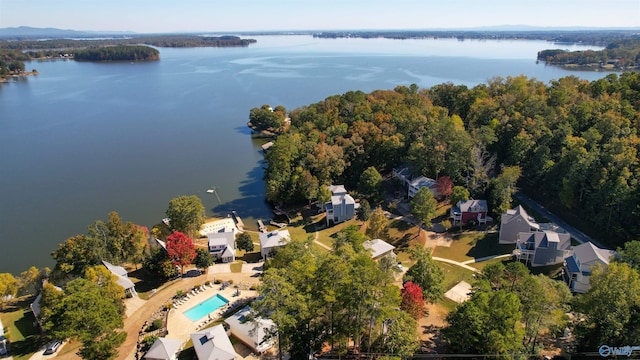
[270,220,287,228]
[257,219,267,233]
[231,211,245,231]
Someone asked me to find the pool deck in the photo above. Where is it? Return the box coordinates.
[166,284,257,341]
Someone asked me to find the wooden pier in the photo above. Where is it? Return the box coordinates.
[231,211,245,231]
[257,219,267,233]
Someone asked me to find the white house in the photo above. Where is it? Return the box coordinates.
[144,337,183,360]
[325,185,357,226]
[207,229,236,263]
[224,306,276,354]
[259,230,291,260]
[407,176,439,199]
[563,242,616,293]
[191,325,237,360]
[363,239,396,260]
[513,231,572,267]
[102,260,137,297]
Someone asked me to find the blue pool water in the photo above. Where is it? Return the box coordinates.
[183,294,230,321]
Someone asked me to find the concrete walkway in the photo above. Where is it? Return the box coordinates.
[432,257,480,273]
[461,254,513,265]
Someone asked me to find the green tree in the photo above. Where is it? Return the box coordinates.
[443,290,524,355]
[42,272,126,360]
[410,187,438,235]
[18,266,42,296]
[0,273,18,309]
[450,185,470,206]
[144,247,178,279]
[489,166,521,216]
[373,311,419,357]
[403,246,444,303]
[165,195,205,236]
[193,248,214,273]
[357,199,372,222]
[236,232,255,253]
[51,234,101,279]
[573,262,640,350]
[358,166,383,201]
[618,240,640,271]
[366,207,389,239]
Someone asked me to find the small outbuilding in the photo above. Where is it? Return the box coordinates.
[144,337,183,360]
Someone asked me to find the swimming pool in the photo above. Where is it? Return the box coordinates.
[183,294,230,321]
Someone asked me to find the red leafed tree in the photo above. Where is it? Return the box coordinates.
[437,176,453,199]
[166,231,196,275]
[401,281,425,320]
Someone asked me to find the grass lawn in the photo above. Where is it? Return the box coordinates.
[439,262,476,292]
[0,299,43,360]
[230,261,244,273]
[470,257,509,270]
[432,232,512,262]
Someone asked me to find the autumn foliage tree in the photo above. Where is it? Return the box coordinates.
[166,231,196,275]
[401,281,424,320]
[436,176,453,199]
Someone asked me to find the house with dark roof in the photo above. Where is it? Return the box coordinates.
[102,260,137,297]
[259,230,291,260]
[144,337,183,360]
[499,205,541,244]
[513,231,572,267]
[450,199,489,225]
[224,305,276,354]
[207,230,236,263]
[0,318,6,356]
[563,242,616,293]
[325,185,357,226]
[191,325,237,360]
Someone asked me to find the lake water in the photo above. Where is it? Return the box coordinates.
[0,35,611,274]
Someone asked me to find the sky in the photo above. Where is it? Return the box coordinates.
[1,0,639,33]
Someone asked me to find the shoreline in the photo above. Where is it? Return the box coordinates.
[0,71,38,82]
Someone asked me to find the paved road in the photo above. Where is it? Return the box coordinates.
[514,192,603,247]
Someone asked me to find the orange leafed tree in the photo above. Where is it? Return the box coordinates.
[166,231,196,275]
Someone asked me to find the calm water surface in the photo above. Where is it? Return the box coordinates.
[0,35,611,273]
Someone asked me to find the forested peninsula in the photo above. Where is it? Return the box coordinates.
[0,35,256,77]
[538,38,640,71]
[257,73,640,247]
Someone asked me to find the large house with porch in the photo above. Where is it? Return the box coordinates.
[563,242,616,293]
[325,185,357,226]
[207,229,236,263]
[513,231,572,267]
[224,305,276,354]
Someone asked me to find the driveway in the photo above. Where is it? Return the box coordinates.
[514,192,602,247]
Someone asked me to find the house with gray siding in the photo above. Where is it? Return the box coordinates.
[563,242,616,293]
[325,185,357,226]
[513,231,572,267]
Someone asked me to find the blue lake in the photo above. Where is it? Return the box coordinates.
[0,35,612,273]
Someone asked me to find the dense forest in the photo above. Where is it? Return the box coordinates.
[538,39,640,70]
[260,73,640,246]
[0,35,256,51]
[314,29,639,46]
[73,45,159,61]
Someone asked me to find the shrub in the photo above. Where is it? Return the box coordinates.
[214,279,222,284]
[147,319,163,332]
[142,335,158,348]
[228,279,234,284]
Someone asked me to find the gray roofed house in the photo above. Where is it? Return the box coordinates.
[224,306,276,354]
[144,337,183,360]
[102,260,137,297]
[407,176,439,199]
[563,242,616,293]
[207,230,236,263]
[450,199,489,224]
[392,166,412,187]
[513,231,572,267]
[191,325,237,360]
[363,239,396,260]
[259,230,291,260]
[325,185,357,226]
[499,205,541,244]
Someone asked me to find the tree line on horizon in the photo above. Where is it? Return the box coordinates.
[258,73,640,247]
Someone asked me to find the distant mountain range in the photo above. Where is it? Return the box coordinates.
[0,26,136,39]
[1,25,638,39]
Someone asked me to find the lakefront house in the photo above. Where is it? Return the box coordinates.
[207,229,236,263]
[513,230,572,267]
[259,229,291,260]
[325,185,357,226]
